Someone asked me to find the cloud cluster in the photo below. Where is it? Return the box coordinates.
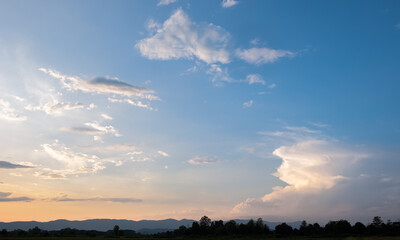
[36,141,105,179]
[136,9,231,64]
[39,68,158,109]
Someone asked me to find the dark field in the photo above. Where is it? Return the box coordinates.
[1,237,400,240]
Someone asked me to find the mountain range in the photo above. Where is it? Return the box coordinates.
[0,219,302,234]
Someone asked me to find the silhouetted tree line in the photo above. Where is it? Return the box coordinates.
[1,216,399,238]
[157,216,400,237]
[0,225,139,238]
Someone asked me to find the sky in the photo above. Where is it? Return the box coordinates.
[0,0,399,224]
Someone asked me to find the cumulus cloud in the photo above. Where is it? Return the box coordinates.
[157,0,177,6]
[136,9,231,64]
[188,156,217,165]
[0,161,33,169]
[39,68,158,108]
[0,99,27,121]
[230,127,400,222]
[245,74,265,85]
[236,47,294,65]
[0,192,34,202]
[243,100,253,108]
[222,0,239,8]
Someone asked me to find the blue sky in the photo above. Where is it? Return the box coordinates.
[0,0,399,223]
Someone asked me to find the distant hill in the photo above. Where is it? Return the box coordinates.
[0,218,302,233]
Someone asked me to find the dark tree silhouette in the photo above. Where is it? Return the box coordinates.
[352,222,366,234]
[275,222,293,235]
[200,216,211,228]
[113,225,120,236]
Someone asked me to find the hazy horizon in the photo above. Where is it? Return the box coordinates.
[0,0,399,223]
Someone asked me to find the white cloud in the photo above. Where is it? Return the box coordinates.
[243,100,253,108]
[157,0,177,6]
[136,9,230,64]
[206,64,233,85]
[268,83,276,89]
[0,99,27,122]
[158,150,169,157]
[101,113,113,120]
[188,156,217,165]
[222,0,239,8]
[236,47,294,65]
[245,74,265,85]
[396,23,400,29]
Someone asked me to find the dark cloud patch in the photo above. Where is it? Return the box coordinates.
[0,192,34,202]
[89,77,150,93]
[63,127,102,134]
[0,161,33,169]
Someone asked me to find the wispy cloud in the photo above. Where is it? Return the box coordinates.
[245,74,265,85]
[243,100,253,108]
[36,141,105,179]
[222,0,239,8]
[157,0,177,6]
[188,156,217,165]
[136,9,230,64]
[108,97,154,110]
[0,99,27,122]
[395,23,400,29]
[26,101,84,116]
[101,113,113,120]
[0,161,33,169]
[206,64,233,85]
[158,150,169,157]
[236,47,294,65]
